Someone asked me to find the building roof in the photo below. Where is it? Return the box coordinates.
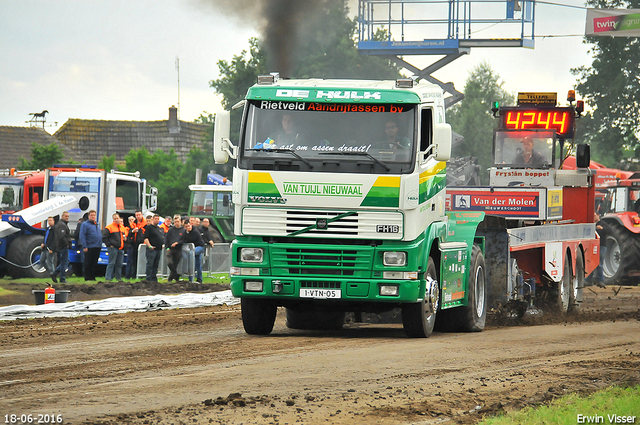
[0,126,77,169]
[53,107,210,163]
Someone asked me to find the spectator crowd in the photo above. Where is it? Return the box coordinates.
[40,210,223,284]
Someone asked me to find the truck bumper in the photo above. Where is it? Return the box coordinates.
[231,276,424,305]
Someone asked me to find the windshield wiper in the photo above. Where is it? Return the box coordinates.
[248,148,313,169]
[318,151,390,171]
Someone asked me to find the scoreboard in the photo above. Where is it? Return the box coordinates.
[499,106,575,139]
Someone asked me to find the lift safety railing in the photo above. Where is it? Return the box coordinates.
[357,0,535,54]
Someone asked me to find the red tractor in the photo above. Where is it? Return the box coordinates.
[597,175,640,284]
[562,157,640,284]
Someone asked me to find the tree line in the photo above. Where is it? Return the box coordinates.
[19,137,230,217]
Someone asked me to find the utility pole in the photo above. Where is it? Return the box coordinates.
[175,56,180,120]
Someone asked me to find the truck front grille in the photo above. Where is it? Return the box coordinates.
[300,281,341,289]
[271,245,373,277]
[241,208,403,240]
[286,211,359,235]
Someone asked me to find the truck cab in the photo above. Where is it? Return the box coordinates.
[214,76,485,338]
[0,177,22,214]
[44,168,157,231]
[188,173,234,242]
[44,167,157,269]
[0,170,46,217]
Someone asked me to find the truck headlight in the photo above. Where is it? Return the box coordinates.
[379,285,399,296]
[383,251,407,266]
[244,281,264,292]
[240,247,263,263]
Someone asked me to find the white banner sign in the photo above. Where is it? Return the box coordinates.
[586,8,640,36]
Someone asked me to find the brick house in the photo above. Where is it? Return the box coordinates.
[53,106,210,164]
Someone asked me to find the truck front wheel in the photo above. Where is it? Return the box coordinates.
[241,298,277,335]
[402,257,438,338]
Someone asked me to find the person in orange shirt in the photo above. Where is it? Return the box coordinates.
[103,213,125,281]
[126,210,147,279]
[159,215,172,233]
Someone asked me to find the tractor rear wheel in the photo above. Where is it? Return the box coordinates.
[601,222,640,285]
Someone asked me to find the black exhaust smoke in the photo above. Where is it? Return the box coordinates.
[197,0,342,77]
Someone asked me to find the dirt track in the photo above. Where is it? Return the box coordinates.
[1,285,639,425]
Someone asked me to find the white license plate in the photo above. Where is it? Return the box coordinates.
[300,288,341,299]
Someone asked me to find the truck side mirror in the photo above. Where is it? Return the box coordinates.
[213,111,235,164]
[576,144,590,168]
[146,186,158,211]
[433,123,452,162]
[223,194,229,207]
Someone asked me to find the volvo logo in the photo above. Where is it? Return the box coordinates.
[249,196,286,204]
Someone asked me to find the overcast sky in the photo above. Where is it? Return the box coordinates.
[1,0,593,132]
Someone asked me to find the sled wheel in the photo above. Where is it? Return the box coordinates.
[556,254,571,314]
[569,252,584,313]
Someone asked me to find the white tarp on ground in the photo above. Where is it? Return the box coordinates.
[0,290,240,321]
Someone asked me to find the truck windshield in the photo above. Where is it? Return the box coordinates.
[51,176,100,193]
[0,182,22,212]
[493,129,555,169]
[190,191,234,217]
[239,100,417,174]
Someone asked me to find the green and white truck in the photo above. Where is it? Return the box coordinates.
[213,75,486,337]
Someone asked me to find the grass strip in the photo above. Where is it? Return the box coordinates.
[480,385,640,425]
[0,287,20,297]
